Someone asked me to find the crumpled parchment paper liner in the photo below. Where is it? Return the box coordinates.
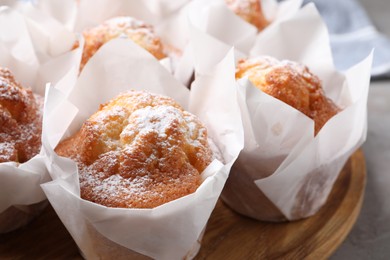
[40,39,243,259]
[0,4,80,95]
[183,0,303,76]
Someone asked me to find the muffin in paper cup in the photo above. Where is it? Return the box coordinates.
[186,3,372,221]
[0,4,82,232]
[32,0,196,86]
[40,38,243,259]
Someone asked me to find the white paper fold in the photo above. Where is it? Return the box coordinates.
[41,39,243,259]
[0,155,50,213]
[0,3,82,230]
[185,0,303,75]
[0,5,81,95]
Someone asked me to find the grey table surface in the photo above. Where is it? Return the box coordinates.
[331,0,390,259]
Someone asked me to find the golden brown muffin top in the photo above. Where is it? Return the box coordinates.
[80,16,166,71]
[236,56,340,135]
[225,0,270,31]
[0,68,43,163]
[56,90,213,208]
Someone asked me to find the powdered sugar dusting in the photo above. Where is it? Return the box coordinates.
[238,56,320,87]
[0,68,42,164]
[80,15,166,71]
[57,90,213,208]
[225,0,252,12]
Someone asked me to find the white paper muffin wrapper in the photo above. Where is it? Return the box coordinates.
[0,3,81,95]
[0,4,82,217]
[243,4,372,220]
[183,0,302,75]
[40,39,243,259]
[187,3,372,220]
[190,0,302,53]
[32,0,196,86]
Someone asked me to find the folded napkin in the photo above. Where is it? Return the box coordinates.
[303,0,390,78]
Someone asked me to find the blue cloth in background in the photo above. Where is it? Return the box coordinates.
[303,0,390,78]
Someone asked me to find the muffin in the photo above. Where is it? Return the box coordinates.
[80,16,166,71]
[0,67,45,233]
[236,56,340,135]
[225,0,270,31]
[55,90,213,209]
[221,56,341,221]
[0,68,43,163]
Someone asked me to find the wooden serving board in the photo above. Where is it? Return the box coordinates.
[0,150,366,259]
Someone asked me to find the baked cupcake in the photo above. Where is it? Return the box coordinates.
[52,90,213,257]
[56,90,213,209]
[222,56,343,221]
[235,56,340,135]
[0,67,46,233]
[225,0,270,31]
[80,16,166,71]
[41,37,242,259]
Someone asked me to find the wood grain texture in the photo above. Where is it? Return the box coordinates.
[0,150,366,260]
